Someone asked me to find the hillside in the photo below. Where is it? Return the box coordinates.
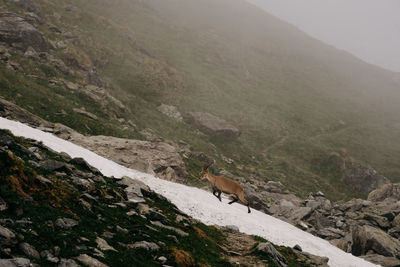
[0,0,400,200]
[1,117,384,267]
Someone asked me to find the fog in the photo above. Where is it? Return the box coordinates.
[248,0,400,72]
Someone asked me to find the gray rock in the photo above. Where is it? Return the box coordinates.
[352,225,400,257]
[69,157,100,174]
[151,221,189,237]
[72,108,98,120]
[368,183,400,202]
[0,197,7,211]
[157,104,183,121]
[305,200,321,210]
[39,160,68,172]
[0,258,31,267]
[58,258,80,267]
[76,254,108,267]
[128,241,160,251]
[137,203,151,215]
[360,254,400,267]
[118,177,148,204]
[40,250,59,263]
[96,237,117,252]
[185,112,240,138]
[19,242,40,259]
[67,135,187,184]
[158,256,167,264]
[0,12,50,51]
[255,242,287,267]
[0,225,16,246]
[55,218,78,229]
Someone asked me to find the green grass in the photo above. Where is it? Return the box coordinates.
[1,0,400,201]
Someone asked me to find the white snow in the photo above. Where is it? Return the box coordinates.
[0,117,378,267]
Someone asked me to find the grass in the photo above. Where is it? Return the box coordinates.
[1,0,400,201]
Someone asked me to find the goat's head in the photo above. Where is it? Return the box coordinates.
[199,164,212,180]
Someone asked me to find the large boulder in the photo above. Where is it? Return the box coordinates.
[68,134,187,184]
[185,112,240,138]
[360,254,400,267]
[351,225,400,258]
[0,97,53,128]
[0,12,50,51]
[368,183,400,202]
[343,161,390,195]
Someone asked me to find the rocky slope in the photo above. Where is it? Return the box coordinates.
[3,97,400,266]
[0,127,330,267]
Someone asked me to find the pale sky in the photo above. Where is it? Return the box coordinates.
[248,0,400,72]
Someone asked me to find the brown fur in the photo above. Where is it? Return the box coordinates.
[199,165,251,213]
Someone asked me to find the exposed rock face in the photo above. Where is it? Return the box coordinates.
[185,112,240,138]
[352,225,400,258]
[368,183,400,202]
[343,161,390,195]
[0,97,53,128]
[157,104,183,121]
[67,135,187,184]
[0,12,50,51]
[327,150,390,195]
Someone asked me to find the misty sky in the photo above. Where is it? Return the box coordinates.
[248,0,400,72]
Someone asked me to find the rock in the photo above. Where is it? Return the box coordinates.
[225,225,239,232]
[76,254,108,267]
[363,213,390,229]
[360,254,400,267]
[293,244,302,251]
[393,214,400,228]
[255,242,287,267]
[185,112,240,138]
[317,227,345,240]
[69,157,100,174]
[0,197,7,211]
[0,258,31,267]
[137,203,151,215]
[58,258,80,267]
[55,218,78,229]
[157,104,183,121]
[305,200,321,210]
[0,97,53,128]
[68,135,187,184]
[96,237,117,252]
[19,242,40,259]
[368,183,400,202]
[147,211,168,223]
[343,161,390,195]
[39,160,68,172]
[128,241,160,251]
[352,225,400,257]
[23,46,38,59]
[151,221,189,237]
[0,225,16,246]
[73,108,98,120]
[40,250,59,263]
[0,12,50,51]
[158,256,167,264]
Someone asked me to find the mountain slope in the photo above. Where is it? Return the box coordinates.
[0,117,378,267]
[0,0,399,200]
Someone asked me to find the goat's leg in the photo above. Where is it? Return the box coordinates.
[212,188,220,201]
[238,191,251,213]
[228,195,239,204]
[217,190,222,202]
